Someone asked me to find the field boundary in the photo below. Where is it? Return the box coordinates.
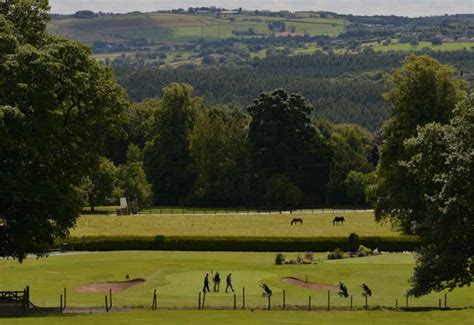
[58,235,420,252]
[84,206,374,216]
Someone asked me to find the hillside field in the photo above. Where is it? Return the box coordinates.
[372,41,474,52]
[71,211,400,237]
[47,13,346,44]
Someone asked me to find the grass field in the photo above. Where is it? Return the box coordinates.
[372,41,474,52]
[71,212,400,237]
[1,252,473,310]
[47,13,347,44]
[4,310,474,324]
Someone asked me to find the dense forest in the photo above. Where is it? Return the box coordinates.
[114,50,474,130]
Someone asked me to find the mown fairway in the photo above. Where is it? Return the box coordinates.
[3,310,474,325]
[1,252,472,310]
[71,212,400,237]
[47,13,346,44]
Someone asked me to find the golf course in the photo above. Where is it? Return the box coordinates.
[1,251,472,308]
[1,251,473,323]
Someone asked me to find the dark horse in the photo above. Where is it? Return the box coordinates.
[290,218,303,225]
[333,216,345,226]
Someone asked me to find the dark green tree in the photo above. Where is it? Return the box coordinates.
[118,144,152,208]
[344,171,376,205]
[403,96,474,297]
[264,174,305,208]
[189,107,251,206]
[144,83,200,205]
[247,89,316,203]
[374,55,467,232]
[87,157,119,212]
[0,1,128,261]
[105,99,159,164]
[327,124,374,204]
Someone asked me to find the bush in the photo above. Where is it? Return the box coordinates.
[357,245,372,257]
[60,235,420,252]
[275,253,285,265]
[348,232,360,252]
[328,248,344,260]
[264,174,305,207]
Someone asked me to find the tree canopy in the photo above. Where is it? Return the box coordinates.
[189,107,251,206]
[0,0,128,261]
[403,96,473,297]
[144,83,200,205]
[374,55,467,233]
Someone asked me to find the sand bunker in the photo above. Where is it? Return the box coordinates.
[281,277,338,291]
[77,278,145,293]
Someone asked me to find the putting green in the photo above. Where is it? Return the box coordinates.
[159,270,278,297]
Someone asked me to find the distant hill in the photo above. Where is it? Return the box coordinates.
[47,11,347,45]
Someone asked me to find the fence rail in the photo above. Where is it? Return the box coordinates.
[46,288,460,315]
[82,206,373,216]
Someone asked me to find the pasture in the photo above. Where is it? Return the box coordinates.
[372,41,474,52]
[71,211,400,237]
[1,251,473,311]
[47,13,347,44]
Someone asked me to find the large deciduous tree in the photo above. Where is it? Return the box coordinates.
[118,144,152,208]
[374,55,467,233]
[0,1,128,261]
[87,158,119,212]
[189,107,251,206]
[104,99,159,165]
[247,89,316,204]
[327,124,374,204]
[403,96,473,297]
[144,83,200,205]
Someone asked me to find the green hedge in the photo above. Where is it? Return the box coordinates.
[61,235,420,252]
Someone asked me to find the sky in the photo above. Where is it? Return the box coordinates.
[49,0,473,17]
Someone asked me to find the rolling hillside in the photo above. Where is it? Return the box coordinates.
[47,12,347,45]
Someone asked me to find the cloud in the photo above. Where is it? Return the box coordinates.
[49,0,474,17]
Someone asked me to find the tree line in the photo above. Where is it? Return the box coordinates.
[102,84,375,209]
[114,49,474,131]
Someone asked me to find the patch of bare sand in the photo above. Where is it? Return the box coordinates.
[76,278,145,293]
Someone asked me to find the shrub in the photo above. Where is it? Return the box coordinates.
[328,248,344,260]
[348,232,360,252]
[357,245,372,257]
[275,253,285,265]
[304,251,314,262]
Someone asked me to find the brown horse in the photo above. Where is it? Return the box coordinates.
[290,218,303,225]
[333,216,345,226]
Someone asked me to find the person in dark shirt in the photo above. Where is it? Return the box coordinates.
[361,283,372,297]
[261,283,272,297]
[203,273,210,293]
[213,272,221,292]
[338,281,349,298]
[225,273,234,293]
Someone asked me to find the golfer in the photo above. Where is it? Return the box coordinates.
[225,273,234,293]
[213,272,221,292]
[203,273,210,293]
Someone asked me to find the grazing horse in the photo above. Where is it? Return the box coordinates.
[333,216,345,226]
[290,218,303,225]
